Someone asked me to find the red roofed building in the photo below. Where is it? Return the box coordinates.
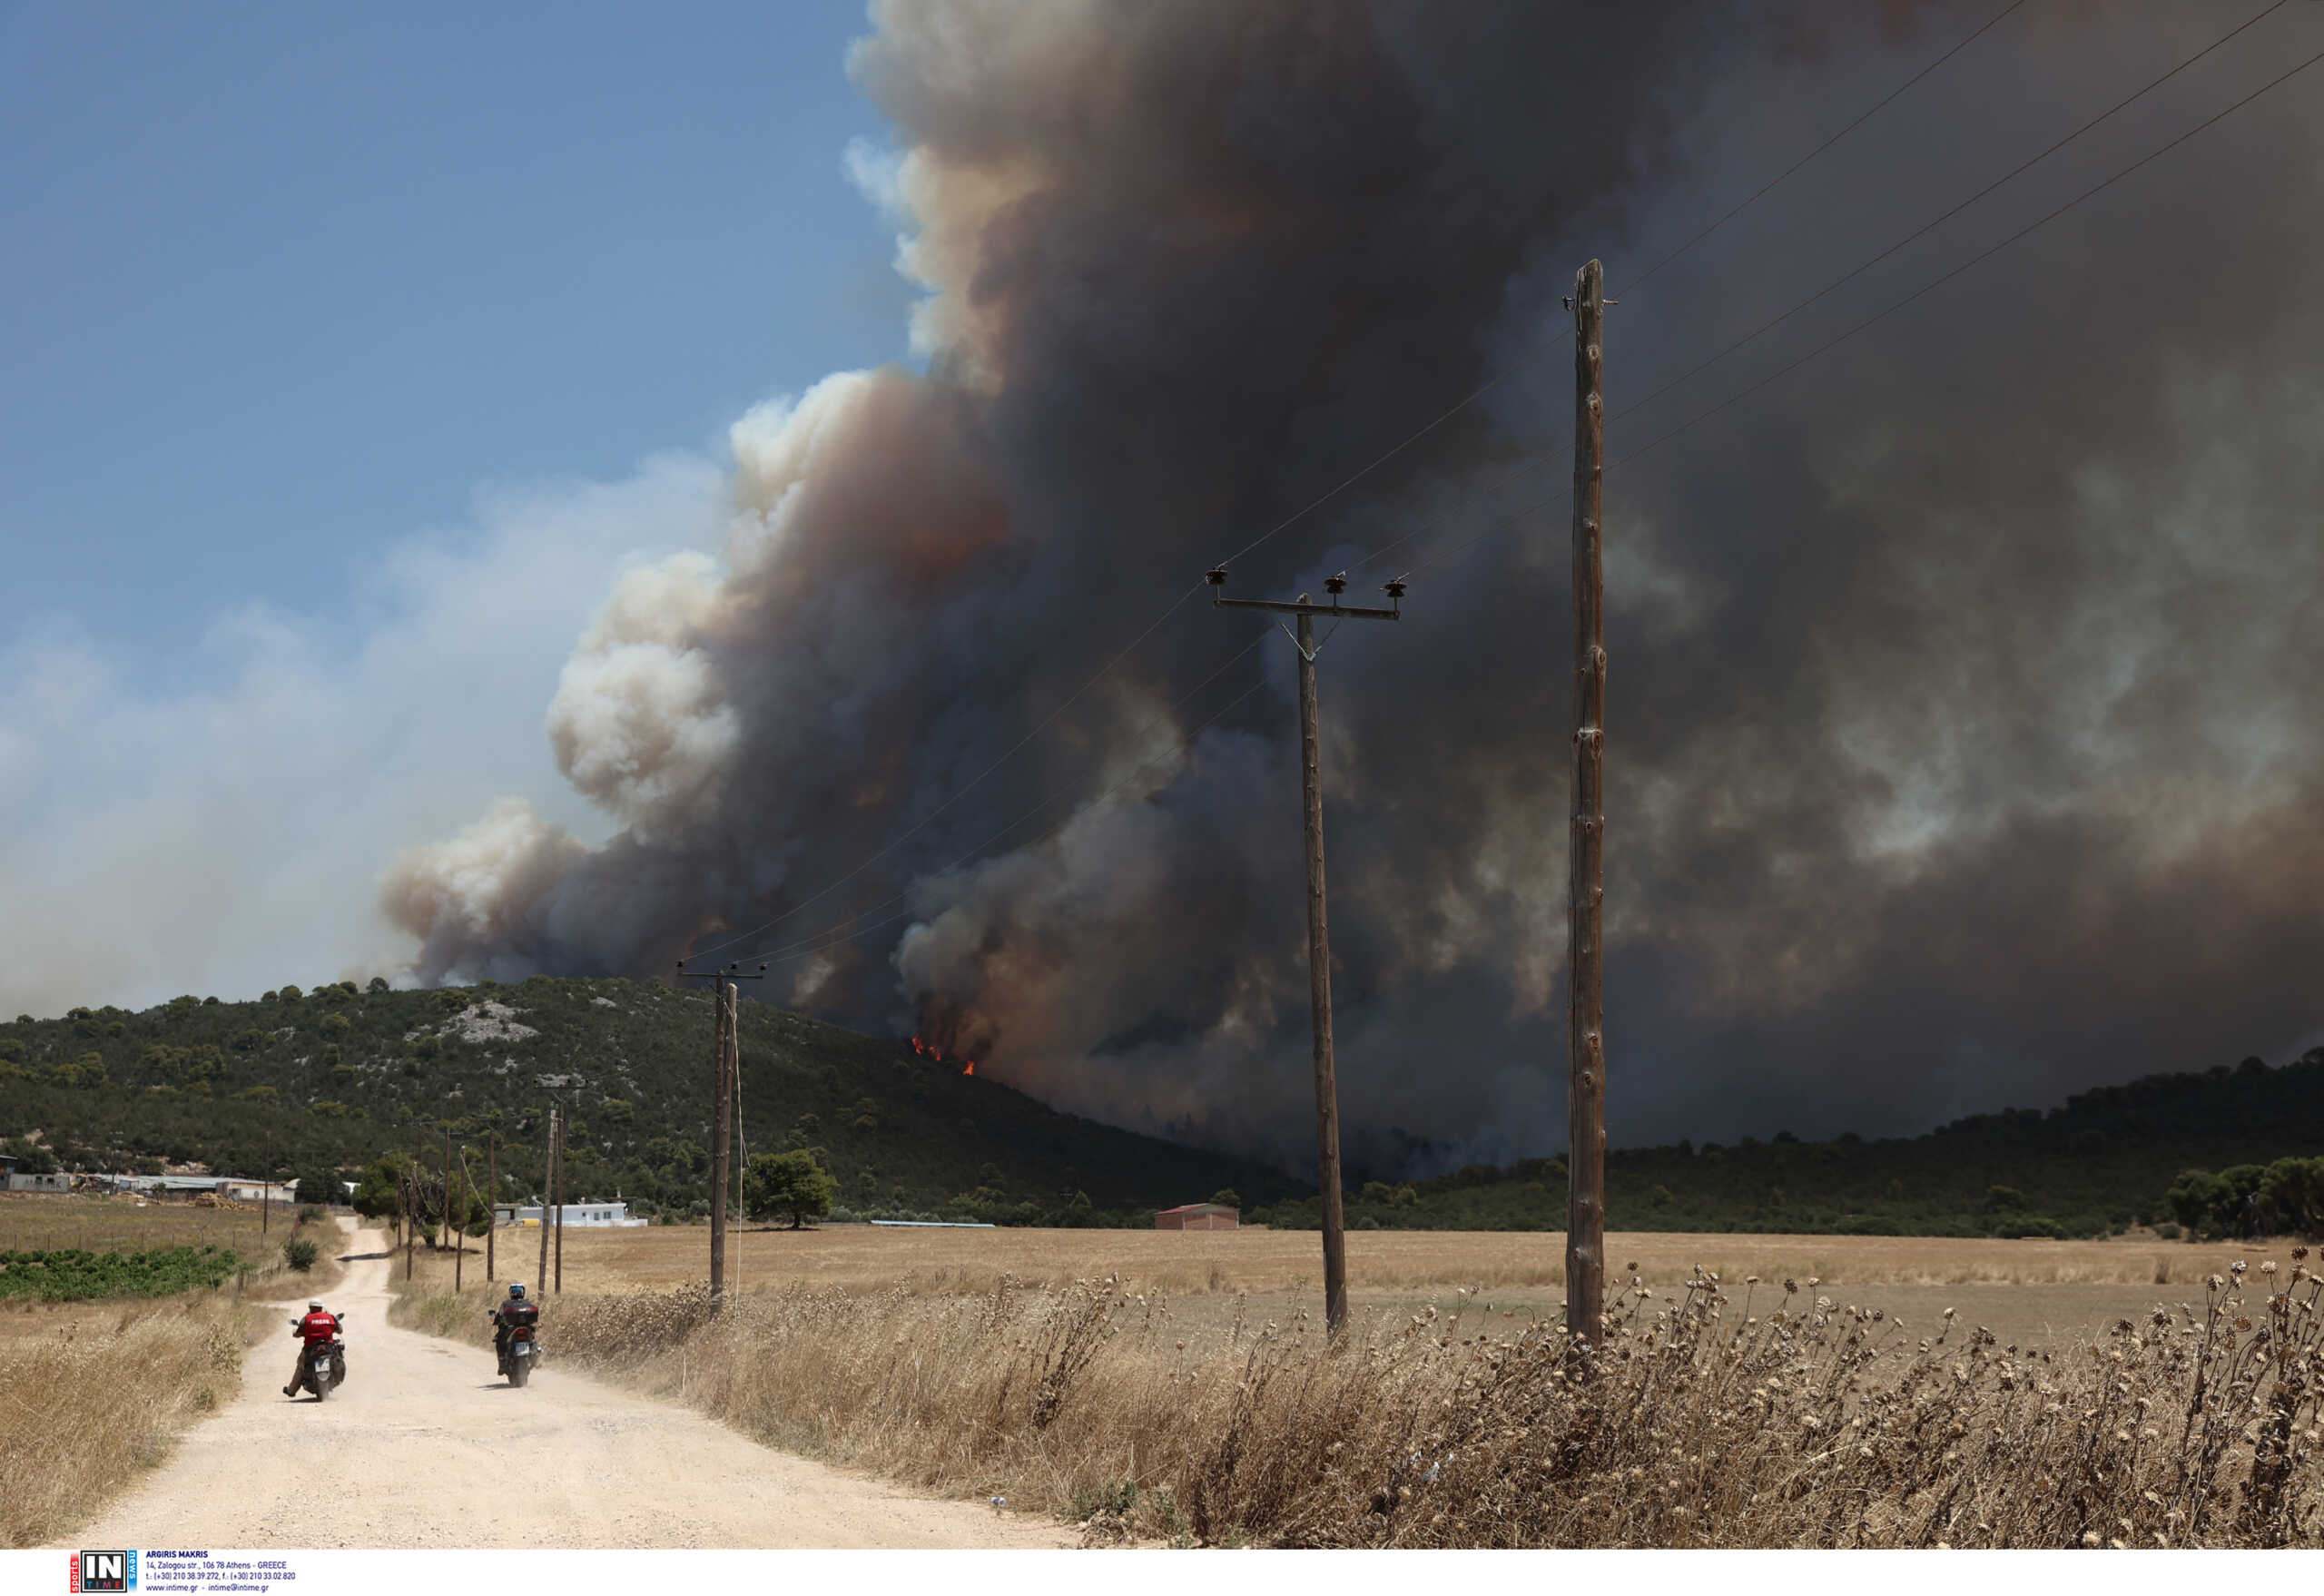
[1155,1202,1238,1231]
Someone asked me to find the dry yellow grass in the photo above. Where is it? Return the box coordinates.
[497,1220,2274,1298]
[0,1296,261,1547]
[392,1230,2324,1547]
[1,1191,275,1254]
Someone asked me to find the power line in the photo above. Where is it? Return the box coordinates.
[701,627,1272,968]
[683,5,2035,976]
[1358,11,2322,586]
[1611,36,2324,473]
[1206,357,1560,573]
[1613,0,2299,434]
[682,578,1208,969]
[1215,1,2025,579]
[1612,0,2029,298]
[738,665,1277,971]
[688,4,2309,986]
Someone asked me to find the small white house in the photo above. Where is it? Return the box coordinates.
[495,1200,648,1228]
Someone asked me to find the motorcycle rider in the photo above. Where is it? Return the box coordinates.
[284,1298,341,1396]
[487,1282,538,1376]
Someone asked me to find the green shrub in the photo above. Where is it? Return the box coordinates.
[281,1237,319,1272]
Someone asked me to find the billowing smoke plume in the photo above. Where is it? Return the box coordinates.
[387,0,2324,1171]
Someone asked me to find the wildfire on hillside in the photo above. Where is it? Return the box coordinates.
[908,1032,975,1074]
[911,1000,994,1077]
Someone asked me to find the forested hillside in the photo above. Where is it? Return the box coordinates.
[1253,1046,2324,1238]
[0,977,1292,1224]
[5,980,2316,1237]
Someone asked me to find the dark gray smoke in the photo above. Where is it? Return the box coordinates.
[386,0,2324,1173]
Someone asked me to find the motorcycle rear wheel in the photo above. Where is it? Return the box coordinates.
[509,1356,530,1388]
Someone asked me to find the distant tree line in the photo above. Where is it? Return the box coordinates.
[2164,1157,2324,1240]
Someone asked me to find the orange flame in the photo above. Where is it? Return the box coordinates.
[960,1060,976,1077]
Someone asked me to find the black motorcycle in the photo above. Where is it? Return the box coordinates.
[489,1306,541,1387]
[291,1322,346,1400]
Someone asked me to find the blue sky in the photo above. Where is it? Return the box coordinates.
[2,0,907,672]
[0,0,919,1013]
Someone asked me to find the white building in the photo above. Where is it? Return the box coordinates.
[495,1200,648,1228]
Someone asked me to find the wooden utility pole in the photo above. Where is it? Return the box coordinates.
[443,1126,455,1283]
[537,1107,555,1293]
[452,1138,466,1294]
[553,1108,566,1295]
[1294,606,1349,1338]
[1565,258,1610,1349]
[676,960,768,1311]
[729,996,746,1299]
[261,1128,271,1236]
[486,1132,497,1283]
[709,980,729,1305]
[402,1163,415,1281]
[1206,568,1405,1338]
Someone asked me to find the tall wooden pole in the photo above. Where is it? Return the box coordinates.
[452,1139,465,1294]
[261,1129,271,1236]
[709,981,732,1307]
[1207,574,1401,1336]
[441,1128,455,1282]
[402,1164,415,1281]
[553,1108,566,1295]
[1565,258,1609,1349]
[537,1108,554,1293]
[729,999,745,1298]
[486,1132,497,1283]
[1295,605,1349,1339]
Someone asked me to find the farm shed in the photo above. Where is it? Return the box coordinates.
[1156,1202,1238,1231]
[5,1170,73,1193]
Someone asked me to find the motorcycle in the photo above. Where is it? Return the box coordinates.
[489,1309,541,1387]
[291,1321,346,1400]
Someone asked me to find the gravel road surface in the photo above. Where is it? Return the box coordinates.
[67,1221,1068,1550]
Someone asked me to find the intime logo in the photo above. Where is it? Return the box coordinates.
[69,1550,136,1592]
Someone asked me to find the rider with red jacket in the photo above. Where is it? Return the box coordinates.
[284,1300,341,1396]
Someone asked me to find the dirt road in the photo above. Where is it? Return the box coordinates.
[66,1221,1068,1550]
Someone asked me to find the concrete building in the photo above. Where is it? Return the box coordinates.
[494,1200,648,1228]
[6,1169,72,1193]
[1155,1202,1239,1231]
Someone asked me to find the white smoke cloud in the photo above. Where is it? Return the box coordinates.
[0,454,724,1018]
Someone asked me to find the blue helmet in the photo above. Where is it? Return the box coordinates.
[508,1283,526,1299]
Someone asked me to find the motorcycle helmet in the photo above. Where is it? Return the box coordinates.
[308,1300,323,1311]
[508,1283,527,1299]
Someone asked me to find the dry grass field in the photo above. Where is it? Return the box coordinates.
[0,1201,353,1546]
[390,1223,2324,1546]
[0,1296,263,1547]
[0,1191,274,1254]
[484,1219,2270,1296]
